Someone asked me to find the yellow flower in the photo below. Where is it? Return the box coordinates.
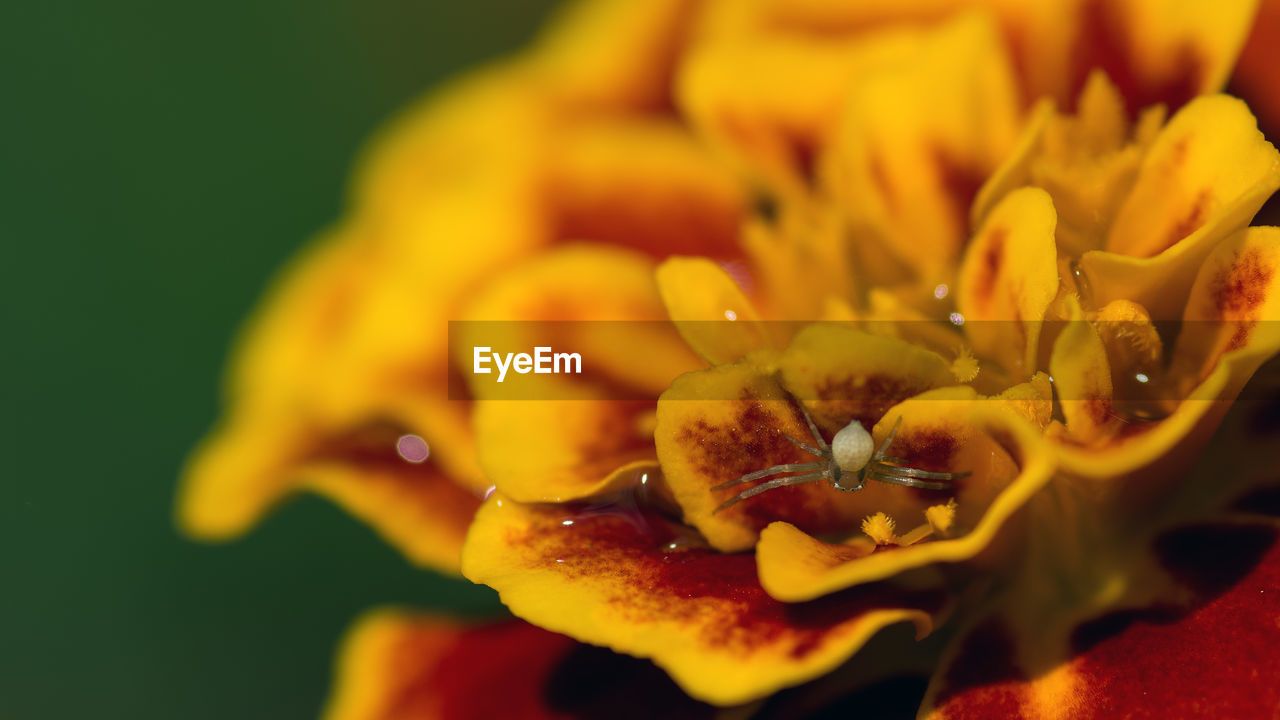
[179,0,1280,717]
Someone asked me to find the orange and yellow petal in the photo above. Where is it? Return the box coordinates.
[461,494,945,706]
[777,324,956,434]
[181,412,482,573]
[676,22,922,195]
[530,0,698,113]
[1058,228,1280,477]
[756,399,1055,601]
[956,187,1060,378]
[1054,0,1258,117]
[825,12,1021,283]
[324,610,716,720]
[458,244,700,399]
[654,357,865,553]
[545,117,746,260]
[1174,226,1280,383]
[474,397,659,504]
[1080,95,1280,319]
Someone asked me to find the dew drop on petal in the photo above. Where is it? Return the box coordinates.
[1135,373,1150,384]
[396,434,430,463]
[934,284,949,300]
[949,312,965,326]
[724,309,738,321]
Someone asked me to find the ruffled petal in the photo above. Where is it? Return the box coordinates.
[1048,296,1120,445]
[1058,228,1280,476]
[1059,0,1259,117]
[777,324,956,434]
[656,257,772,365]
[1082,95,1280,319]
[1174,226,1280,382]
[530,0,698,112]
[676,22,921,194]
[756,398,1055,601]
[825,12,1021,283]
[180,410,482,573]
[324,611,714,720]
[461,494,944,706]
[475,397,659,504]
[458,244,700,399]
[654,356,866,553]
[546,118,746,259]
[956,187,1060,378]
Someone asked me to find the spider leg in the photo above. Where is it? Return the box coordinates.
[714,471,830,512]
[871,416,904,462]
[867,464,966,491]
[873,463,972,481]
[794,399,830,452]
[710,461,827,491]
[867,471,954,490]
[782,433,826,457]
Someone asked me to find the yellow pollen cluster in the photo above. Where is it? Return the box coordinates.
[861,512,898,545]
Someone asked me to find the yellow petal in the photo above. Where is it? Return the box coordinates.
[657,257,772,365]
[826,12,1021,282]
[956,187,1060,378]
[546,117,746,259]
[475,396,659,504]
[1061,0,1260,115]
[458,244,701,399]
[1048,295,1119,444]
[1173,226,1280,382]
[531,0,697,112]
[777,324,956,434]
[661,325,957,552]
[180,411,481,574]
[461,494,942,706]
[1053,229,1280,478]
[1082,95,1280,319]
[677,22,921,194]
[757,404,1054,601]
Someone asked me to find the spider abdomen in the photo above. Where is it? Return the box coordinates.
[831,420,874,472]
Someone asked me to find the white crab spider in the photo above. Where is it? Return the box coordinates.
[712,400,970,513]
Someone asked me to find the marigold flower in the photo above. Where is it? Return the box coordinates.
[182,0,1280,717]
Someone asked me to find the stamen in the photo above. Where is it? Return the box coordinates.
[950,345,980,383]
[926,499,958,536]
[861,512,897,545]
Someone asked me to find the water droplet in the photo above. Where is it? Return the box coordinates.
[396,434,430,463]
[933,284,949,300]
[1135,373,1149,384]
[949,312,965,326]
[724,309,738,321]
[561,519,575,526]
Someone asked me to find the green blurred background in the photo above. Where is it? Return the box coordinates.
[3,1,557,717]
